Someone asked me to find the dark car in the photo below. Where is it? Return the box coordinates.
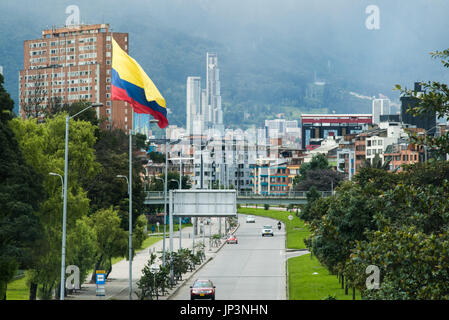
[190,279,216,300]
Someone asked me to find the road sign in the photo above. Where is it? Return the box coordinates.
[96,270,106,296]
[150,264,160,274]
[171,190,237,217]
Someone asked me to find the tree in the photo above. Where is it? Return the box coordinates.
[293,153,330,185]
[21,71,45,120]
[347,225,449,300]
[83,128,146,234]
[135,133,147,150]
[66,217,96,287]
[9,113,99,299]
[0,74,45,300]
[294,168,345,192]
[306,182,377,276]
[89,207,128,282]
[148,151,165,163]
[360,153,391,170]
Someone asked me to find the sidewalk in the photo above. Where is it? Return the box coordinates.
[66,218,238,300]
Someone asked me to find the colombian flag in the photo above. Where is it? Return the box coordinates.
[111,38,168,128]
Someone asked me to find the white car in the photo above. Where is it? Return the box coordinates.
[246,215,256,223]
[262,225,274,237]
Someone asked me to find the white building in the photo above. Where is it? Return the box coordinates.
[372,98,391,125]
[206,52,223,128]
[191,127,268,191]
[365,121,407,164]
[186,76,202,135]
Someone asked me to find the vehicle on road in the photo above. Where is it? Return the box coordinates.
[226,235,238,244]
[262,225,274,237]
[190,279,216,300]
[246,215,256,223]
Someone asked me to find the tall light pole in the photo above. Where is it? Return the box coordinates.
[116,174,132,300]
[168,179,182,251]
[60,103,103,300]
[155,176,167,266]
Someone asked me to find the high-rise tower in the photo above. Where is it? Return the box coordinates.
[206,52,222,127]
[186,76,202,135]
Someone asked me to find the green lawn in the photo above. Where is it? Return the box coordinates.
[238,207,310,249]
[111,235,163,265]
[288,254,361,300]
[147,223,192,235]
[6,273,30,300]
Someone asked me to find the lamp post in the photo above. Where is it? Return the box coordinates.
[60,103,103,300]
[116,174,132,300]
[49,172,64,199]
[155,176,167,266]
[150,139,181,266]
[168,179,182,251]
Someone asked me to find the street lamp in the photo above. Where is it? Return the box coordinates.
[60,102,103,300]
[115,174,133,300]
[149,141,181,266]
[168,179,183,251]
[149,264,160,299]
[49,172,63,199]
[154,176,167,266]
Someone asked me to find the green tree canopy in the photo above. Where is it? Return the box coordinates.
[0,74,45,299]
[9,113,98,299]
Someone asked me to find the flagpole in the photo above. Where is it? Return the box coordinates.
[129,128,133,300]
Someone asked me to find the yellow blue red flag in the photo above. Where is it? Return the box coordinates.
[111,38,168,128]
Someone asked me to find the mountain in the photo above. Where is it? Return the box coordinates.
[1,0,449,129]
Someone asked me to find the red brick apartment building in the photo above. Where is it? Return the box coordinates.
[19,24,133,131]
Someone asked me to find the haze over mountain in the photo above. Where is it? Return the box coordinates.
[1,0,449,128]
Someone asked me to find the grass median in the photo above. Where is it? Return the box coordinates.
[288,254,361,300]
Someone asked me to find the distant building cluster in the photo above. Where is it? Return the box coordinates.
[147,82,446,196]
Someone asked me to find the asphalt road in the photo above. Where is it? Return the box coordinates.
[170,214,286,300]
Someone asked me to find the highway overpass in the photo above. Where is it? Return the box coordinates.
[144,191,333,206]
